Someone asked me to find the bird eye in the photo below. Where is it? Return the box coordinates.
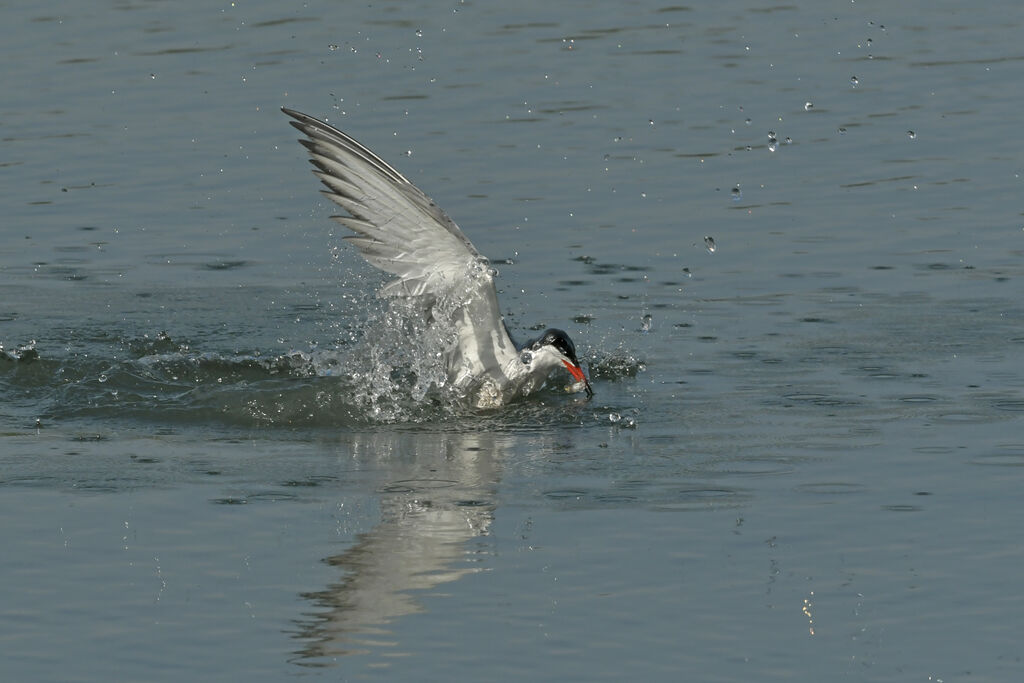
[520,350,533,365]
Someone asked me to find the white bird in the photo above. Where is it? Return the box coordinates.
[283,108,593,408]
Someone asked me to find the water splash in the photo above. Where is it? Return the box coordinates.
[5,277,640,428]
[586,348,646,379]
[332,295,459,422]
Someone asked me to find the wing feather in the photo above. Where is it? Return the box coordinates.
[283,107,519,388]
[284,108,484,293]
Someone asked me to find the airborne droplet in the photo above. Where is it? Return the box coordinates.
[704,236,717,253]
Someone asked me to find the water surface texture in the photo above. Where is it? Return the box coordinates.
[2,1,1023,681]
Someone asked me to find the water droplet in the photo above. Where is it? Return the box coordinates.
[731,187,742,201]
[744,118,752,125]
[784,136,793,145]
[907,130,916,139]
[704,236,717,253]
[837,127,847,135]
[415,29,423,37]
[328,44,339,51]
[804,102,814,111]
[641,314,653,333]
[608,412,622,423]
[98,373,108,383]
[850,75,858,86]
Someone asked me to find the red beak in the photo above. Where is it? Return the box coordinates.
[562,360,594,398]
[562,359,586,382]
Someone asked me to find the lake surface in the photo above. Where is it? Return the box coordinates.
[2,1,1023,680]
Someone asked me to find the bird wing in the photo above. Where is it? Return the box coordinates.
[284,108,519,389]
[283,107,487,298]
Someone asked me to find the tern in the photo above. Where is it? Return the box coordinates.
[283,108,593,408]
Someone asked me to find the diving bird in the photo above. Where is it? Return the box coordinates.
[283,108,593,408]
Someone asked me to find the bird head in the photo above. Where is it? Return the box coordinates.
[525,328,593,398]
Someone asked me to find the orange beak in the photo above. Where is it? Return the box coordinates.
[562,359,586,382]
[562,360,594,398]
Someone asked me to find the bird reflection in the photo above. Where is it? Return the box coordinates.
[289,430,506,664]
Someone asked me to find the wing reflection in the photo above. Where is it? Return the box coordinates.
[290,430,506,663]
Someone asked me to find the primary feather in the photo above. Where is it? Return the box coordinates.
[283,108,591,406]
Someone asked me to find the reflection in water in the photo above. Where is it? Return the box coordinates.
[290,430,506,664]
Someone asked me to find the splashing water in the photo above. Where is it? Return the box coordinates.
[3,266,642,428]
[328,293,462,423]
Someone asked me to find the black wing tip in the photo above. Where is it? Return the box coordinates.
[284,108,323,136]
[282,107,309,130]
[283,107,335,138]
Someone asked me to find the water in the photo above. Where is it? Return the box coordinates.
[3,1,1024,680]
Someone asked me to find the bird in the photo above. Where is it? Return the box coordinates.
[283,108,593,408]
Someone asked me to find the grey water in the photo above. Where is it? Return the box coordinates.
[2,0,1023,680]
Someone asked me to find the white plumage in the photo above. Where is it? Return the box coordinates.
[284,108,592,407]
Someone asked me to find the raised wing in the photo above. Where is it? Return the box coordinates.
[283,107,484,298]
[285,108,521,396]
